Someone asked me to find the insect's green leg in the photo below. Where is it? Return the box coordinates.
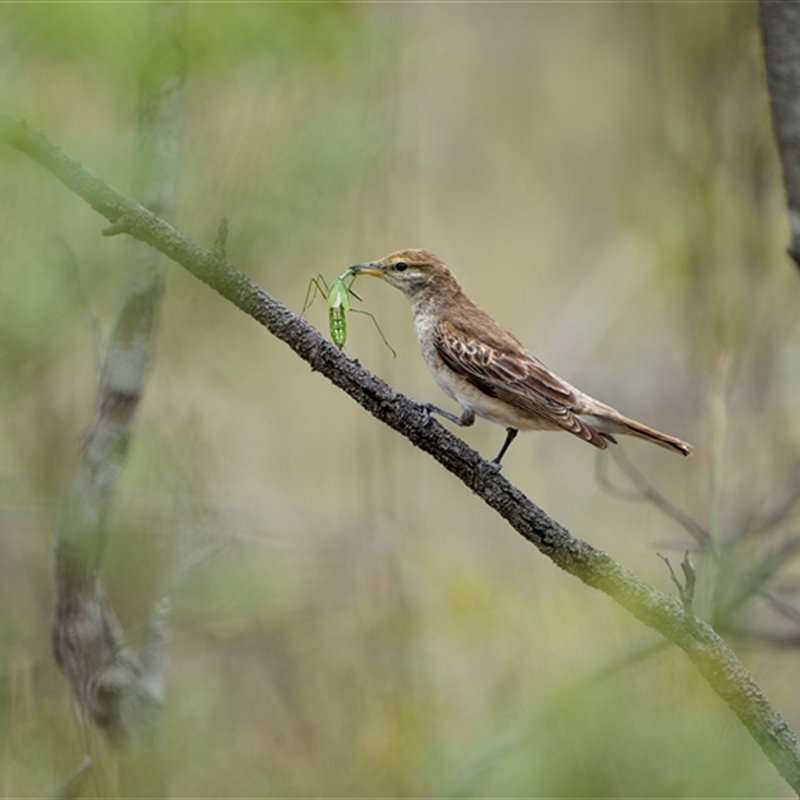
[302,275,331,315]
[342,272,363,300]
[349,308,397,359]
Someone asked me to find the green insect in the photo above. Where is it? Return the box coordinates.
[302,267,396,357]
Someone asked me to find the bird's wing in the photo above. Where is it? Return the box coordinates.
[433,319,608,448]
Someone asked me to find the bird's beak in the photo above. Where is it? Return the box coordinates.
[349,262,383,278]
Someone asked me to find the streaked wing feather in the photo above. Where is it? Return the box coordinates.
[434,320,607,448]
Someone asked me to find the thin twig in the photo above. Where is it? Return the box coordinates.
[213,216,229,260]
[597,447,710,544]
[657,551,696,614]
[46,755,93,800]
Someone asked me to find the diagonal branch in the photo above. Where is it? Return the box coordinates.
[2,114,800,793]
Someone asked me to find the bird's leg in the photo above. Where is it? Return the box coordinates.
[491,428,519,466]
[423,403,475,427]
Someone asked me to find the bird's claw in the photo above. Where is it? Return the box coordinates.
[423,402,463,426]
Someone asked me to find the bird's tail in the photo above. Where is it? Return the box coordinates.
[617,417,693,456]
[581,410,693,457]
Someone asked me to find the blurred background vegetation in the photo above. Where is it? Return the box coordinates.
[2,2,800,796]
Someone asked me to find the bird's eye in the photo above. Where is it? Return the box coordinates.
[394,261,409,272]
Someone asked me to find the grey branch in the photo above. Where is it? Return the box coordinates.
[2,116,800,793]
[49,1,186,747]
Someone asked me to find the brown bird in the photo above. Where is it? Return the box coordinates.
[351,249,693,465]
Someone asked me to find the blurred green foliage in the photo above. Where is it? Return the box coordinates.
[1,2,799,797]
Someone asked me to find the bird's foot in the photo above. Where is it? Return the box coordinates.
[423,402,462,426]
[489,428,519,466]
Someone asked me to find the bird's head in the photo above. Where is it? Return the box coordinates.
[350,249,460,301]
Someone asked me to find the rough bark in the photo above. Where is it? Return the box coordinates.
[1,115,799,792]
